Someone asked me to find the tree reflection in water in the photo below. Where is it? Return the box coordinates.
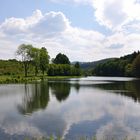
[17,79,140,116]
[93,80,140,103]
[18,81,71,115]
[49,81,71,102]
[18,81,49,115]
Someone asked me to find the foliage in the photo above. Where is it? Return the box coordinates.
[53,53,70,64]
[0,59,23,76]
[74,62,80,69]
[1,44,81,78]
[48,64,81,76]
[39,47,50,75]
[3,44,139,78]
[132,54,140,77]
[93,51,140,77]
[30,47,40,76]
[16,44,33,77]
[74,62,81,76]
[16,45,50,76]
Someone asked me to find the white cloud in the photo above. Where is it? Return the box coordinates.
[0,10,106,61]
[50,0,140,31]
[0,10,43,35]
[30,11,70,37]
[89,0,140,31]
[0,8,139,61]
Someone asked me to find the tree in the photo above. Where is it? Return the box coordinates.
[74,62,80,69]
[53,53,70,64]
[125,64,133,76]
[39,47,50,75]
[132,54,140,77]
[74,62,81,76]
[16,44,33,77]
[30,47,40,76]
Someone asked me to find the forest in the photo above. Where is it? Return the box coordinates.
[93,51,140,77]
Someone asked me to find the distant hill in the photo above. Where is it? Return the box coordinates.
[93,51,140,77]
[73,58,117,70]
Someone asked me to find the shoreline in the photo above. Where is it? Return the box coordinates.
[0,75,83,84]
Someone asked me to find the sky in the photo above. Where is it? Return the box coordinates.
[0,0,140,61]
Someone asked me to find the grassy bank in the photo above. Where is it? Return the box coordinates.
[0,75,82,84]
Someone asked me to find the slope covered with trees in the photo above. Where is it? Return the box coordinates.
[93,51,140,77]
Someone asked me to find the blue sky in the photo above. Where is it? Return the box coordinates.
[0,0,140,61]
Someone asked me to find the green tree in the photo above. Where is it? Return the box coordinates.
[74,62,80,69]
[16,44,33,77]
[132,54,140,77]
[125,64,133,76]
[30,47,40,76]
[53,53,70,64]
[39,47,50,75]
[74,62,81,76]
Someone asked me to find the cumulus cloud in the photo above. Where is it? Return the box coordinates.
[93,0,140,31]
[0,7,139,61]
[30,11,70,37]
[0,10,43,35]
[0,9,106,61]
[50,0,140,31]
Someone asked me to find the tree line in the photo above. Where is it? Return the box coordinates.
[93,51,140,77]
[0,44,139,78]
[16,44,81,77]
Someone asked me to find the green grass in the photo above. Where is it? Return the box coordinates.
[0,75,82,84]
[0,75,40,84]
[46,76,82,79]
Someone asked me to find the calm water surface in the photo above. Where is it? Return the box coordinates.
[0,76,140,140]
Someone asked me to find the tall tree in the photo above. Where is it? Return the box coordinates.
[74,62,80,69]
[30,47,40,76]
[74,62,81,76]
[39,47,50,75]
[16,44,33,77]
[132,54,140,77]
[53,53,70,64]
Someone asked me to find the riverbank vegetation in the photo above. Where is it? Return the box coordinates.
[0,44,82,83]
[16,44,81,77]
[0,44,140,83]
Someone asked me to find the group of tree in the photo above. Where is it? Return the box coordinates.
[16,44,81,77]
[48,63,81,76]
[93,51,140,77]
[16,44,49,77]
[48,53,81,76]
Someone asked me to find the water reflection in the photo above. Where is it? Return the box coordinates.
[18,82,49,115]
[93,80,140,103]
[49,81,71,102]
[0,77,140,139]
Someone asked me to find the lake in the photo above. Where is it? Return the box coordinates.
[0,76,140,140]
